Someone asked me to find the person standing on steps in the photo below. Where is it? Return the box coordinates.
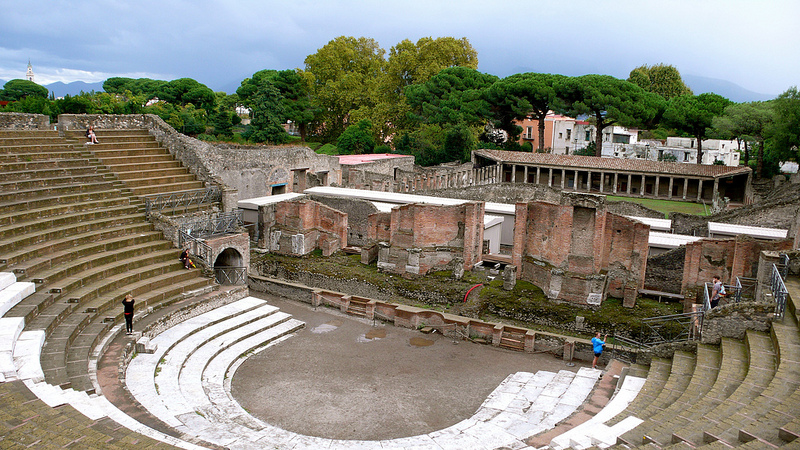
[122,294,135,335]
[711,275,724,309]
[591,332,607,369]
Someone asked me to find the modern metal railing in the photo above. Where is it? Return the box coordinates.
[179,233,213,266]
[734,276,757,303]
[771,263,789,320]
[214,266,247,285]
[179,210,243,240]
[144,187,221,216]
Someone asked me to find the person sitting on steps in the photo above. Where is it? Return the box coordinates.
[86,126,99,144]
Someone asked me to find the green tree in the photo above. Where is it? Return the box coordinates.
[485,73,565,151]
[767,87,800,164]
[336,119,375,154]
[245,83,288,144]
[156,78,216,110]
[103,77,165,99]
[302,36,386,142]
[559,75,666,157]
[0,79,49,101]
[405,66,497,127]
[663,93,732,164]
[628,64,692,100]
[381,37,478,134]
[713,101,774,177]
[271,70,317,142]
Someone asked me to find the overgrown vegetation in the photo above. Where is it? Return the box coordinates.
[606,195,710,217]
[252,251,682,340]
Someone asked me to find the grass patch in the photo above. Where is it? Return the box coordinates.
[606,195,710,217]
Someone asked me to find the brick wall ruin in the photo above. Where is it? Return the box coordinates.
[681,235,794,297]
[372,202,485,276]
[257,199,347,257]
[512,192,649,307]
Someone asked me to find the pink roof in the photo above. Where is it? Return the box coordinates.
[336,153,411,165]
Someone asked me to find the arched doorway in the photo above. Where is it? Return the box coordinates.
[214,248,246,285]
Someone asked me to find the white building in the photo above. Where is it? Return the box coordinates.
[655,137,741,166]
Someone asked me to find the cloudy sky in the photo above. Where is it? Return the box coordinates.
[1,0,798,97]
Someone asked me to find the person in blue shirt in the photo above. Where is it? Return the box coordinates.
[591,332,607,369]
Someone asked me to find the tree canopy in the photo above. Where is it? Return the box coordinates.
[628,64,692,100]
[664,93,731,164]
[485,73,565,151]
[714,101,774,177]
[0,79,49,101]
[559,75,665,156]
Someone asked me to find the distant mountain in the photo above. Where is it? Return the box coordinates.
[45,81,105,98]
[682,74,776,103]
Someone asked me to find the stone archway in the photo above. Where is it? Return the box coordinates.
[213,247,247,285]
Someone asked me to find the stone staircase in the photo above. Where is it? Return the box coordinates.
[0,128,218,394]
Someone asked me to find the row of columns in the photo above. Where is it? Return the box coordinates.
[507,164,719,202]
[400,165,500,193]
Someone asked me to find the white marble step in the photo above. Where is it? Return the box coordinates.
[0,317,25,380]
[157,310,291,418]
[549,374,646,450]
[126,298,279,428]
[0,281,35,318]
[0,272,16,291]
[13,329,45,382]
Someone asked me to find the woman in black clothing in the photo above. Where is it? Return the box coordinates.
[122,294,135,334]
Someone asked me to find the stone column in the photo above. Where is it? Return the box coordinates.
[683,178,689,200]
[561,169,566,189]
[627,174,632,194]
[641,174,646,196]
[655,176,660,198]
[697,179,704,201]
[548,168,553,187]
[511,164,517,183]
[599,172,605,193]
[524,166,529,184]
[613,173,618,194]
[587,171,592,191]
[574,170,579,191]
[713,178,719,202]
[536,167,541,185]
[668,177,674,199]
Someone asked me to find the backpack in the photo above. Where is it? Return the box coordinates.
[719,284,727,296]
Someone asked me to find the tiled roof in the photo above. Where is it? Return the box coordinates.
[475,149,752,178]
[336,153,412,165]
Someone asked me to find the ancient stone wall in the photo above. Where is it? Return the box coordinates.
[644,247,686,293]
[258,199,347,257]
[681,235,794,295]
[376,202,484,276]
[367,212,392,243]
[513,192,649,306]
[0,112,50,129]
[306,195,379,247]
[700,302,774,344]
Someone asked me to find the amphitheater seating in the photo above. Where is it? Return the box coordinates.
[126,296,604,449]
[0,128,217,394]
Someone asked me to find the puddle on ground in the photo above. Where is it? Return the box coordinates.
[409,337,434,347]
[365,328,386,339]
[357,328,387,343]
[311,319,343,334]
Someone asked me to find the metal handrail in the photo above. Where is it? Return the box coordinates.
[144,187,221,216]
[734,276,757,303]
[771,263,789,320]
[180,210,243,240]
[703,282,712,312]
[214,266,247,285]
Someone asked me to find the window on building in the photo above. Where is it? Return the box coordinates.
[565,146,570,154]
[585,130,591,141]
[558,132,563,139]
[612,134,631,144]
[525,126,533,139]
[684,152,690,161]
[566,129,571,140]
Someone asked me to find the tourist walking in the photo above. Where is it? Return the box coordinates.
[591,332,607,369]
[122,294,135,334]
[711,275,725,308]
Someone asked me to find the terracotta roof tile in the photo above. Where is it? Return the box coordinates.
[475,149,751,178]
